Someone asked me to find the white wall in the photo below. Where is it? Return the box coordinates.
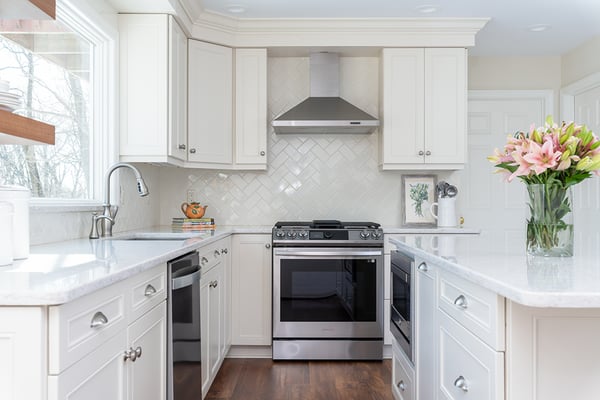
[562,36,600,86]
[468,56,562,117]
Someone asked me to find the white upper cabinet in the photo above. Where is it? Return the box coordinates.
[234,49,268,168]
[188,44,268,170]
[119,14,188,164]
[188,40,234,166]
[380,48,467,170]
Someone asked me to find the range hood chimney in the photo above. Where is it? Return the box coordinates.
[272,53,380,134]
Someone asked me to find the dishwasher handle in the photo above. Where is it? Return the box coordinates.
[171,265,201,290]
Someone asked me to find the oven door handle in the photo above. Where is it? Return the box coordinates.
[171,266,201,290]
[273,249,382,257]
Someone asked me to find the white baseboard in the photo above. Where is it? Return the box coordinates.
[226,345,272,358]
[225,345,392,359]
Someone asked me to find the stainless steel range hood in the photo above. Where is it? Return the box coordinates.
[272,53,380,134]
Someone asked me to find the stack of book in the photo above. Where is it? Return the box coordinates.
[171,217,216,231]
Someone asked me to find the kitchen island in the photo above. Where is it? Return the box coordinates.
[389,234,600,400]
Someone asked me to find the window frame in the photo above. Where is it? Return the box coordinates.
[28,0,117,211]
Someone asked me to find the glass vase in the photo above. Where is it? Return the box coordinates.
[526,183,573,257]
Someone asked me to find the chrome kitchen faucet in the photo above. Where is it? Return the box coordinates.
[89,162,149,239]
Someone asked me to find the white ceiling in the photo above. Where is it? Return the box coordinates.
[200,0,600,56]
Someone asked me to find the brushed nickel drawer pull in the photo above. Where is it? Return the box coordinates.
[144,284,157,296]
[454,294,468,309]
[90,311,108,328]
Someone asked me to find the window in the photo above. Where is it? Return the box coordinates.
[0,1,112,203]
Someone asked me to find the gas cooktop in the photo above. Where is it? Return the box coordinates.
[274,220,381,229]
[272,219,383,245]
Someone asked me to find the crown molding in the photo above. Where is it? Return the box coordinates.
[189,11,490,48]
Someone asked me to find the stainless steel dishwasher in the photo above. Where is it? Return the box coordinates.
[167,251,201,400]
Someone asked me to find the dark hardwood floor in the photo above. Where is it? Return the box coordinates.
[205,358,393,400]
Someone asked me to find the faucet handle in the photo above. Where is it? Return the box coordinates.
[110,205,119,220]
[89,212,100,239]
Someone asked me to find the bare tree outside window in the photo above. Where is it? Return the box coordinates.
[0,19,92,199]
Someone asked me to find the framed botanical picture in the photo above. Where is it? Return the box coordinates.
[401,175,437,227]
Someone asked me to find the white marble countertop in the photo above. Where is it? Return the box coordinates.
[389,234,600,308]
[0,225,271,306]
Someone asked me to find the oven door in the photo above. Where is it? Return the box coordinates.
[273,247,383,339]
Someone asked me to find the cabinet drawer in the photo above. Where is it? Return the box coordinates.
[392,339,415,400]
[129,265,167,323]
[199,240,225,273]
[48,282,127,374]
[438,270,505,350]
[438,310,504,400]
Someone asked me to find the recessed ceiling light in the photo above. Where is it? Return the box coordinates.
[416,4,439,14]
[528,24,551,32]
[226,4,246,14]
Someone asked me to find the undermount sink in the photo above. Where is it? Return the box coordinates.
[107,232,208,241]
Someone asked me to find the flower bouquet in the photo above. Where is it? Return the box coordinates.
[488,116,600,256]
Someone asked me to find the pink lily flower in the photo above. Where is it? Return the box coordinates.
[522,139,562,175]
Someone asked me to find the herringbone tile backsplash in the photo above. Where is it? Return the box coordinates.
[159,57,438,226]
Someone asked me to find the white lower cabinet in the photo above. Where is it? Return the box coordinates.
[231,234,272,346]
[48,302,166,400]
[198,237,230,397]
[200,257,225,396]
[437,310,504,400]
[48,265,167,400]
[415,258,437,400]
[0,264,167,400]
[392,339,415,400]
[0,307,46,400]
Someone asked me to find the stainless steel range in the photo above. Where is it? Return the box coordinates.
[272,220,384,360]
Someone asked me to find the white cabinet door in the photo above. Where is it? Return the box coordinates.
[415,258,436,400]
[424,48,467,165]
[119,14,187,164]
[127,302,166,400]
[200,260,225,396]
[380,48,424,165]
[168,17,188,161]
[231,234,272,346]
[234,49,267,168]
[48,332,127,400]
[119,14,168,159]
[219,237,233,353]
[188,40,233,165]
[0,308,45,400]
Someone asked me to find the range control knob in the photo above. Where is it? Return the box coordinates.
[287,231,297,239]
[360,230,371,239]
[298,230,308,239]
[372,231,382,239]
[275,230,285,238]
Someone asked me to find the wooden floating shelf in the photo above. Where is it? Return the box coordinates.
[0,109,55,145]
[0,0,56,19]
